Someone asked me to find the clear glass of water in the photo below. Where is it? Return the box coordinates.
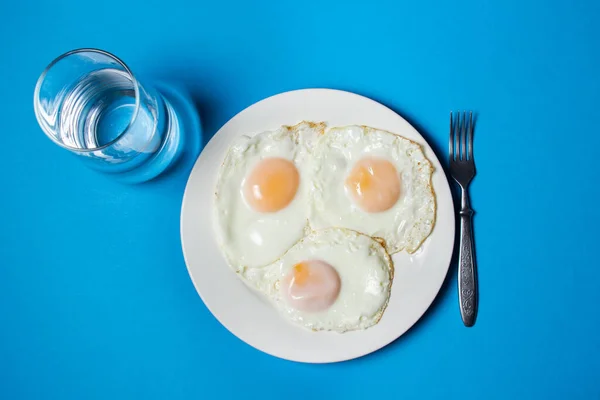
[34,48,186,182]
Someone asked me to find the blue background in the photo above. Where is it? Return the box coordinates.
[1,0,599,398]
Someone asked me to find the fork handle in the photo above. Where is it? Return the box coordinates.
[458,191,478,327]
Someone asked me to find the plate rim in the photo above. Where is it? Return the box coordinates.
[181,88,455,363]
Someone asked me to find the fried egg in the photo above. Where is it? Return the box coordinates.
[242,228,393,332]
[309,125,436,254]
[214,122,324,269]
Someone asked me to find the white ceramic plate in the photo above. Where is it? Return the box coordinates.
[181,89,454,363]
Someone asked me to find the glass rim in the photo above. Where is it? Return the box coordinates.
[33,48,141,153]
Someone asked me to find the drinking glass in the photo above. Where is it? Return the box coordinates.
[34,48,192,182]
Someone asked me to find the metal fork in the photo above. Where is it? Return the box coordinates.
[449,111,478,327]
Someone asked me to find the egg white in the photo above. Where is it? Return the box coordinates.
[242,228,393,332]
[309,125,436,254]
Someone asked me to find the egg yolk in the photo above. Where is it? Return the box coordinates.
[281,261,341,312]
[345,157,401,213]
[243,158,300,213]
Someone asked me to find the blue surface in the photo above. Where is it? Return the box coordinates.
[1,0,600,398]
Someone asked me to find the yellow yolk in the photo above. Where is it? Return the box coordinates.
[292,263,311,285]
[345,157,401,213]
[281,261,341,312]
[243,158,299,213]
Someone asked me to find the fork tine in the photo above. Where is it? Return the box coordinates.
[460,111,467,161]
[454,111,460,160]
[449,112,454,161]
[468,111,474,161]
[454,111,462,161]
